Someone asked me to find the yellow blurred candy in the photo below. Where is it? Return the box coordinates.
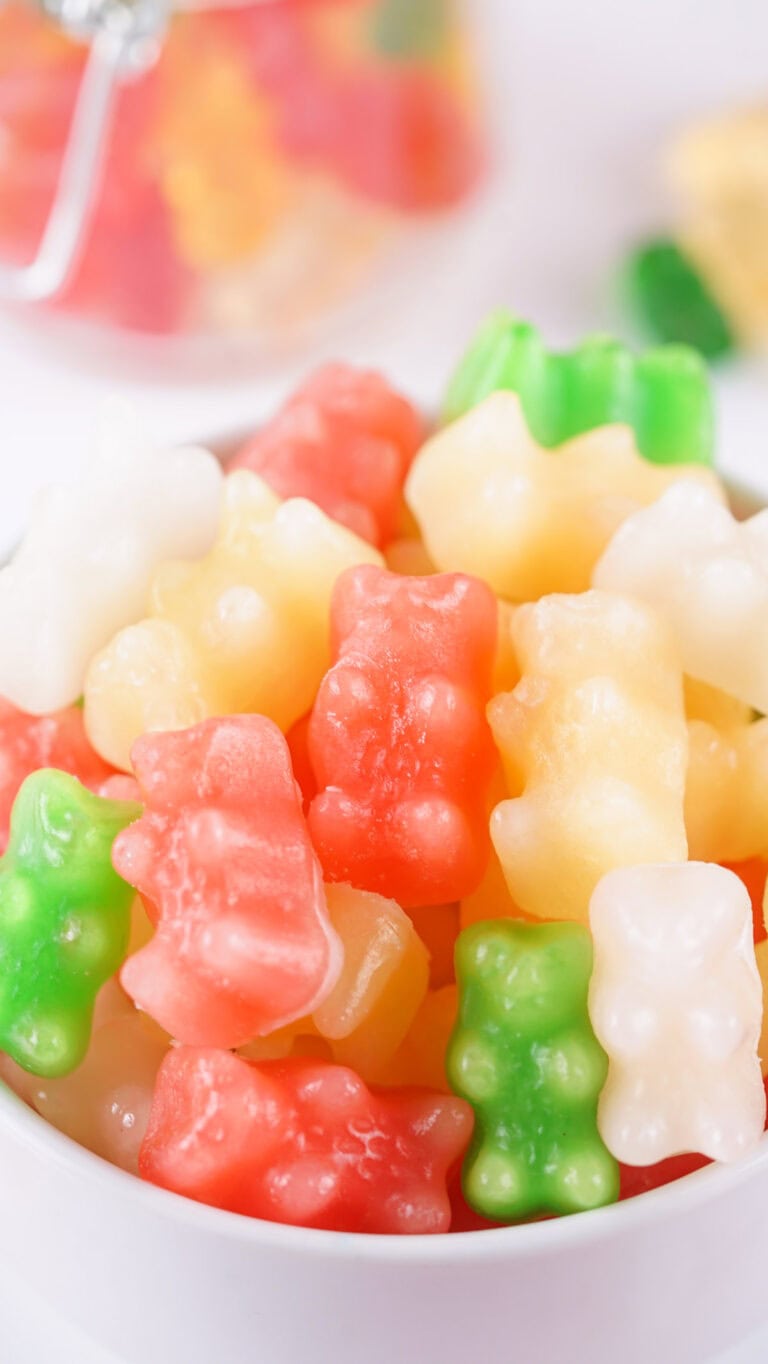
[670,107,768,345]
[405,393,722,602]
[686,718,768,862]
[84,472,381,770]
[488,590,689,923]
[154,19,293,270]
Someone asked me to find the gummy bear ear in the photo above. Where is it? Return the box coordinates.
[330,563,389,646]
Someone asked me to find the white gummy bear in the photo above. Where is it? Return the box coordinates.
[594,482,768,714]
[0,402,223,714]
[589,861,765,1166]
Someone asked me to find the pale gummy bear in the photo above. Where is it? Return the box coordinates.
[0,402,223,714]
[594,482,768,714]
[84,471,382,770]
[589,862,765,1165]
[405,392,723,601]
[488,590,688,923]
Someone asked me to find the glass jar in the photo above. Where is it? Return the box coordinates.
[0,0,486,358]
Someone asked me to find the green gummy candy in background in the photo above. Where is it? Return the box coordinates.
[623,239,735,362]
[448,918,619,1222]
[0,769,141,1078]
[443,308,715,467]
[371,0,448,57]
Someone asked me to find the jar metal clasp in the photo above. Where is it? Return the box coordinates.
[0,0,168,304]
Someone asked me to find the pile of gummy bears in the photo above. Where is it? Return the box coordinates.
[0,0,482,336]
[1,313,767,1236]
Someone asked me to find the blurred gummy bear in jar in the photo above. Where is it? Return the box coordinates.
[0,0,486,341]
[623,104,768,362]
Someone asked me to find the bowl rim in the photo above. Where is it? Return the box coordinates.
[2,472,766,1264]
[3,1030,768,1265]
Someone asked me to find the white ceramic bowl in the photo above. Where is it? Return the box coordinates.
[1,478,764,1364]
[1,1079,768,1364]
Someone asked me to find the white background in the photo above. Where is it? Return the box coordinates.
[0,0,767,1358]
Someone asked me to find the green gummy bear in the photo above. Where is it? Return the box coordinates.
[623,238,735,362]
[448,919,619,1221]
[370,0,448,58]
[443,309,715,466]
[0,770,141,1077]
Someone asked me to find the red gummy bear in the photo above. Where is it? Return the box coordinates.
[619,1154,711,1201]
[332,68,483,211]
[140,1049,473,1234]
[721,859,768,945]
[231,364,424,548]
[117,717,341,1047]
[0,700,115,853]
[307,565,497,907]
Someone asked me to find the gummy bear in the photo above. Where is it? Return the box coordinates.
[4,1004,169,1173]
[232,363,423,547]
[0,700,115,853]
[237,882,429,1080]
[686,718,768,862]
[151,15,293,272]
[408,901,459,989]
[379,983,457,1092]
[406,391,723,600]
[307,564,498,907]
[668,106,768,348]
[0,404,222,714]
[0,771,140,1076]
[623,239,735,360]
[140,1049,473,1233]
[313,883,429,1077]
[489,591,688,923]
[683,676,753,729]
[331,67,482,211]
[589,862,765,1164]
[117,717,342,1048]
[85,471,381,771]
[448,919,618,1220]
[619,1152,710,1201]
[443,311,714,466]
[723,859,768,947]
[594,482,768,715]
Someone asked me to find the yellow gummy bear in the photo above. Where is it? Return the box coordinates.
[686,718,768,862]
[376,985,458,1093]
[488,590,689,923]
[405,393,723,602]
[84,472,381,770]
[314,883,430,1077]
[239,883,429,1082]
[669,106,768,346]
[153,16,294,270]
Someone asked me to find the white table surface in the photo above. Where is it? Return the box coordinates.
[1,0,767,1358]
